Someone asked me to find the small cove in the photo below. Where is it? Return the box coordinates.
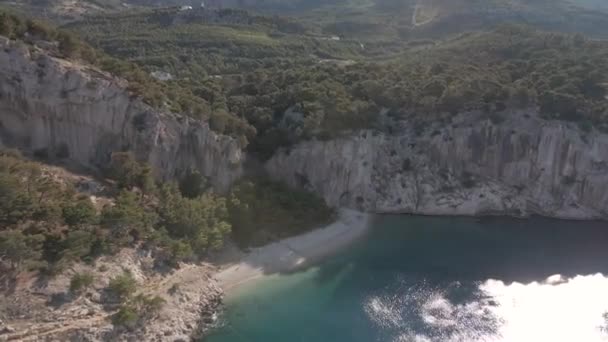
[205,215,608,342]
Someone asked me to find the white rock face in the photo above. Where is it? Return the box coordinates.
[0,37,242,190]
[267,110,608,219]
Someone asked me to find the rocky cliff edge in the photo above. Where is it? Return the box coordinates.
[267,110,608,219]
[0,36,242,191]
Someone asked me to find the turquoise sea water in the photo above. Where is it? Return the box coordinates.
[205,215,608,342]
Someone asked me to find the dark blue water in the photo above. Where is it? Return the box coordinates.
[205,215,608,342]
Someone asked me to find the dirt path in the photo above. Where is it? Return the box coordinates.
[6,314,112,341]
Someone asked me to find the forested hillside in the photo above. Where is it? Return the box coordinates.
[2,1,608,339]
[0,12,337,336]
[0,146,331,277]
[0,8,334,271]
[5,0,608,41]
[2,6,608,159]
[1,0,608,272]
[63,7,608,158]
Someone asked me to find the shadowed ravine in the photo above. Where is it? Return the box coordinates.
[204,215,608,342]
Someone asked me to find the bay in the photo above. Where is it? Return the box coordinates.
[205,215,608,342]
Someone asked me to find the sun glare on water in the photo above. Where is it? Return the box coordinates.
[365,274,608,342]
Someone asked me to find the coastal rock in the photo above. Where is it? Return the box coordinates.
[0,37,242,190]
[266,110,608,219]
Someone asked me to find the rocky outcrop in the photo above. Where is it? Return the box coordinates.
[0,36,242,190]
[0,249,224,342]
[267,110,608,219]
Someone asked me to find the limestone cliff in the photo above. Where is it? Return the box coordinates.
[267,110,608,219]
[0,36,242,190]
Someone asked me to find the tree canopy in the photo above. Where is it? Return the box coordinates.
[0,148,331,276]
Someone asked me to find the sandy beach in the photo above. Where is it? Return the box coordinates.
[215,209,371,291]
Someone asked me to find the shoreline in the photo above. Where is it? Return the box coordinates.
[215,209,371,292]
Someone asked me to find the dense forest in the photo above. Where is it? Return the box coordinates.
[61,8,608,158]
[3,7,607,158]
